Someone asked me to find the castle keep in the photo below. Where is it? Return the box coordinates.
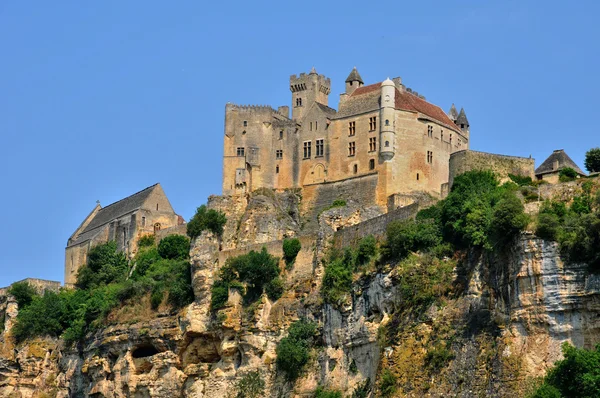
[222,67,471,207]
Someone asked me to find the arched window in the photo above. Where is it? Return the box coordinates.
[385,119,389,126]
[385,141,390,147]
[353,164,358,174]
[154,223,161,233]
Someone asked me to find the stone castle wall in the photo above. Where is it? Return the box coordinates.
[449,150,535,187]
[333,202,420,248]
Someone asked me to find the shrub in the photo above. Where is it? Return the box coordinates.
[321,256,353,307]
[314,387,342,398]
[509,173,534,186]
[351,378,371,398]
[187,205,227,239]
[355,235,377,265]
[585,147,600,173]
[379,369,397,397]
[235,371,265,398]
[8,282,38,309]
[138,234,155,248]
[276,320,317,380]
[11,291,67,343]
[425,344,455,370]
[490,193,529,244]
[76,241,129,290]
[559,167,578,182]
[536,213,561,241]
[210,280,229,311]
[331,199,346,207]
[265,277,284,301]
[133,246,161,278]
[157,235,190,260]
[283,238,301,267]
[385,218,442,260]
[530,342,600,397]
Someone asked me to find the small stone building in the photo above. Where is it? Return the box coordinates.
[535,149,586,183]
[64,183,181,286]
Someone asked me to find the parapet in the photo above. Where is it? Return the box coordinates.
[225,102,277,113]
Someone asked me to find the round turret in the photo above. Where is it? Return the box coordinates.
[380,78,396,161]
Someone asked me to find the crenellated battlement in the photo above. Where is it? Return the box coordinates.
[225,103,277,112]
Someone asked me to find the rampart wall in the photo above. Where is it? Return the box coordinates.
[449,150,535,187]
[333,202,420,248]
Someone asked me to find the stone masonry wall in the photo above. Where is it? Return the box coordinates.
[449,149,535,187]
[333,202,420,248]
[302,173,380,214]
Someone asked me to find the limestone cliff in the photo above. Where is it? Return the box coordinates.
[1,191,599,397]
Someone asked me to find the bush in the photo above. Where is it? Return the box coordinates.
[8,282,37,309]
[157,235,190,260]
[138,234,155,248]
[536,213,561,241]
[351,379,371,398]
[425,344,455,370]
[379,369,397,397]
[356,235,377,265]
[11,291,66,342]
[314,387,342,398]
[530,342,600,397]
[283,238,301,267]
[133,246,161,278]
[76,241,129,290]
[235,371,265,398]
[509,173,534,186]
[187,204,227,239]
[265,277,284,301]
[559,167,578,182]
[490,193,529,244]
[276,320,317,380]
[210,280,229,311]
[385,218,442,260]
[321,256,353,307]
[585,147,600,173]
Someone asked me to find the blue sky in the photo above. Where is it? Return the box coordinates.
[1,1,598,287]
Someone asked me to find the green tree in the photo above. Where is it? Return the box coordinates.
[157,235,190,260]
[7,282,38,308]
[283,238,302,267]
[585,147,600,173]
[235,371,265,398]
[187,205,227,239]
[276,320,317,380]
[76,241,129,290]
[559,167,578,182]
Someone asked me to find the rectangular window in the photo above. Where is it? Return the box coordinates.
[237,147,245,157]
[369,116,377,131]
[369,137,377,152]
[348,121,356,136]
[279,130,283,140]
[276,165,279,173]
[310,122,313,131]
[369,159,375,170]
[441,130,444,141]
[303,141,312,159]
[427,151,433,164]
[348,141,356,157]
[449,134,452,144]
[427,125,433,138]
[142,216,146,227]
[276,150,283,159]
[315,121,318,130]
[243,120,247,127]
[316,139,324,157]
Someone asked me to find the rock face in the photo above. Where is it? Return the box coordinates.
[1,191,600,397]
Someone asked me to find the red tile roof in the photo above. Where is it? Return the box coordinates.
[350,82,460,132]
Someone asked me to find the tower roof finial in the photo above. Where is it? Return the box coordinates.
[309,66,317,75]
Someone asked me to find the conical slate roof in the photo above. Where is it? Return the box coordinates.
[448,104,459,121]
[345,67,364,84]
[309,66,317,75]
[456,107,469,126]
[535,149,586,176]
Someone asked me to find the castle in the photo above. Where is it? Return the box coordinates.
[222,67,471,208]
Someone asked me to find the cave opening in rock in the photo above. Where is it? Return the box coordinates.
[131,344,159,358]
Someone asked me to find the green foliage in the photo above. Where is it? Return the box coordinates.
[157,235,190,260]
[12,240,194,344]
[536,213,561,241]
[314,387,342,398]
[585,147,600,173]
[396,254,455,312]
[379,369,397,397]
[235,371,265,398]
[76,241,129,290]
[440,170,528,250]
[138,234,155,248]
[210,280,229,311]
[531,342,600,398]
[187,204,227,239]
[331,199,347,207]
[385,218,443,260]
[265,277,284,301]
[321,255,353,307]
[559,167,578,182]
[425,344,455,370]
[276,319,317,381]
[509,173,534,186]
[283,238,301,267]
[351,378,371,398]
[8,282,37,309]
[356,235,377,265]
